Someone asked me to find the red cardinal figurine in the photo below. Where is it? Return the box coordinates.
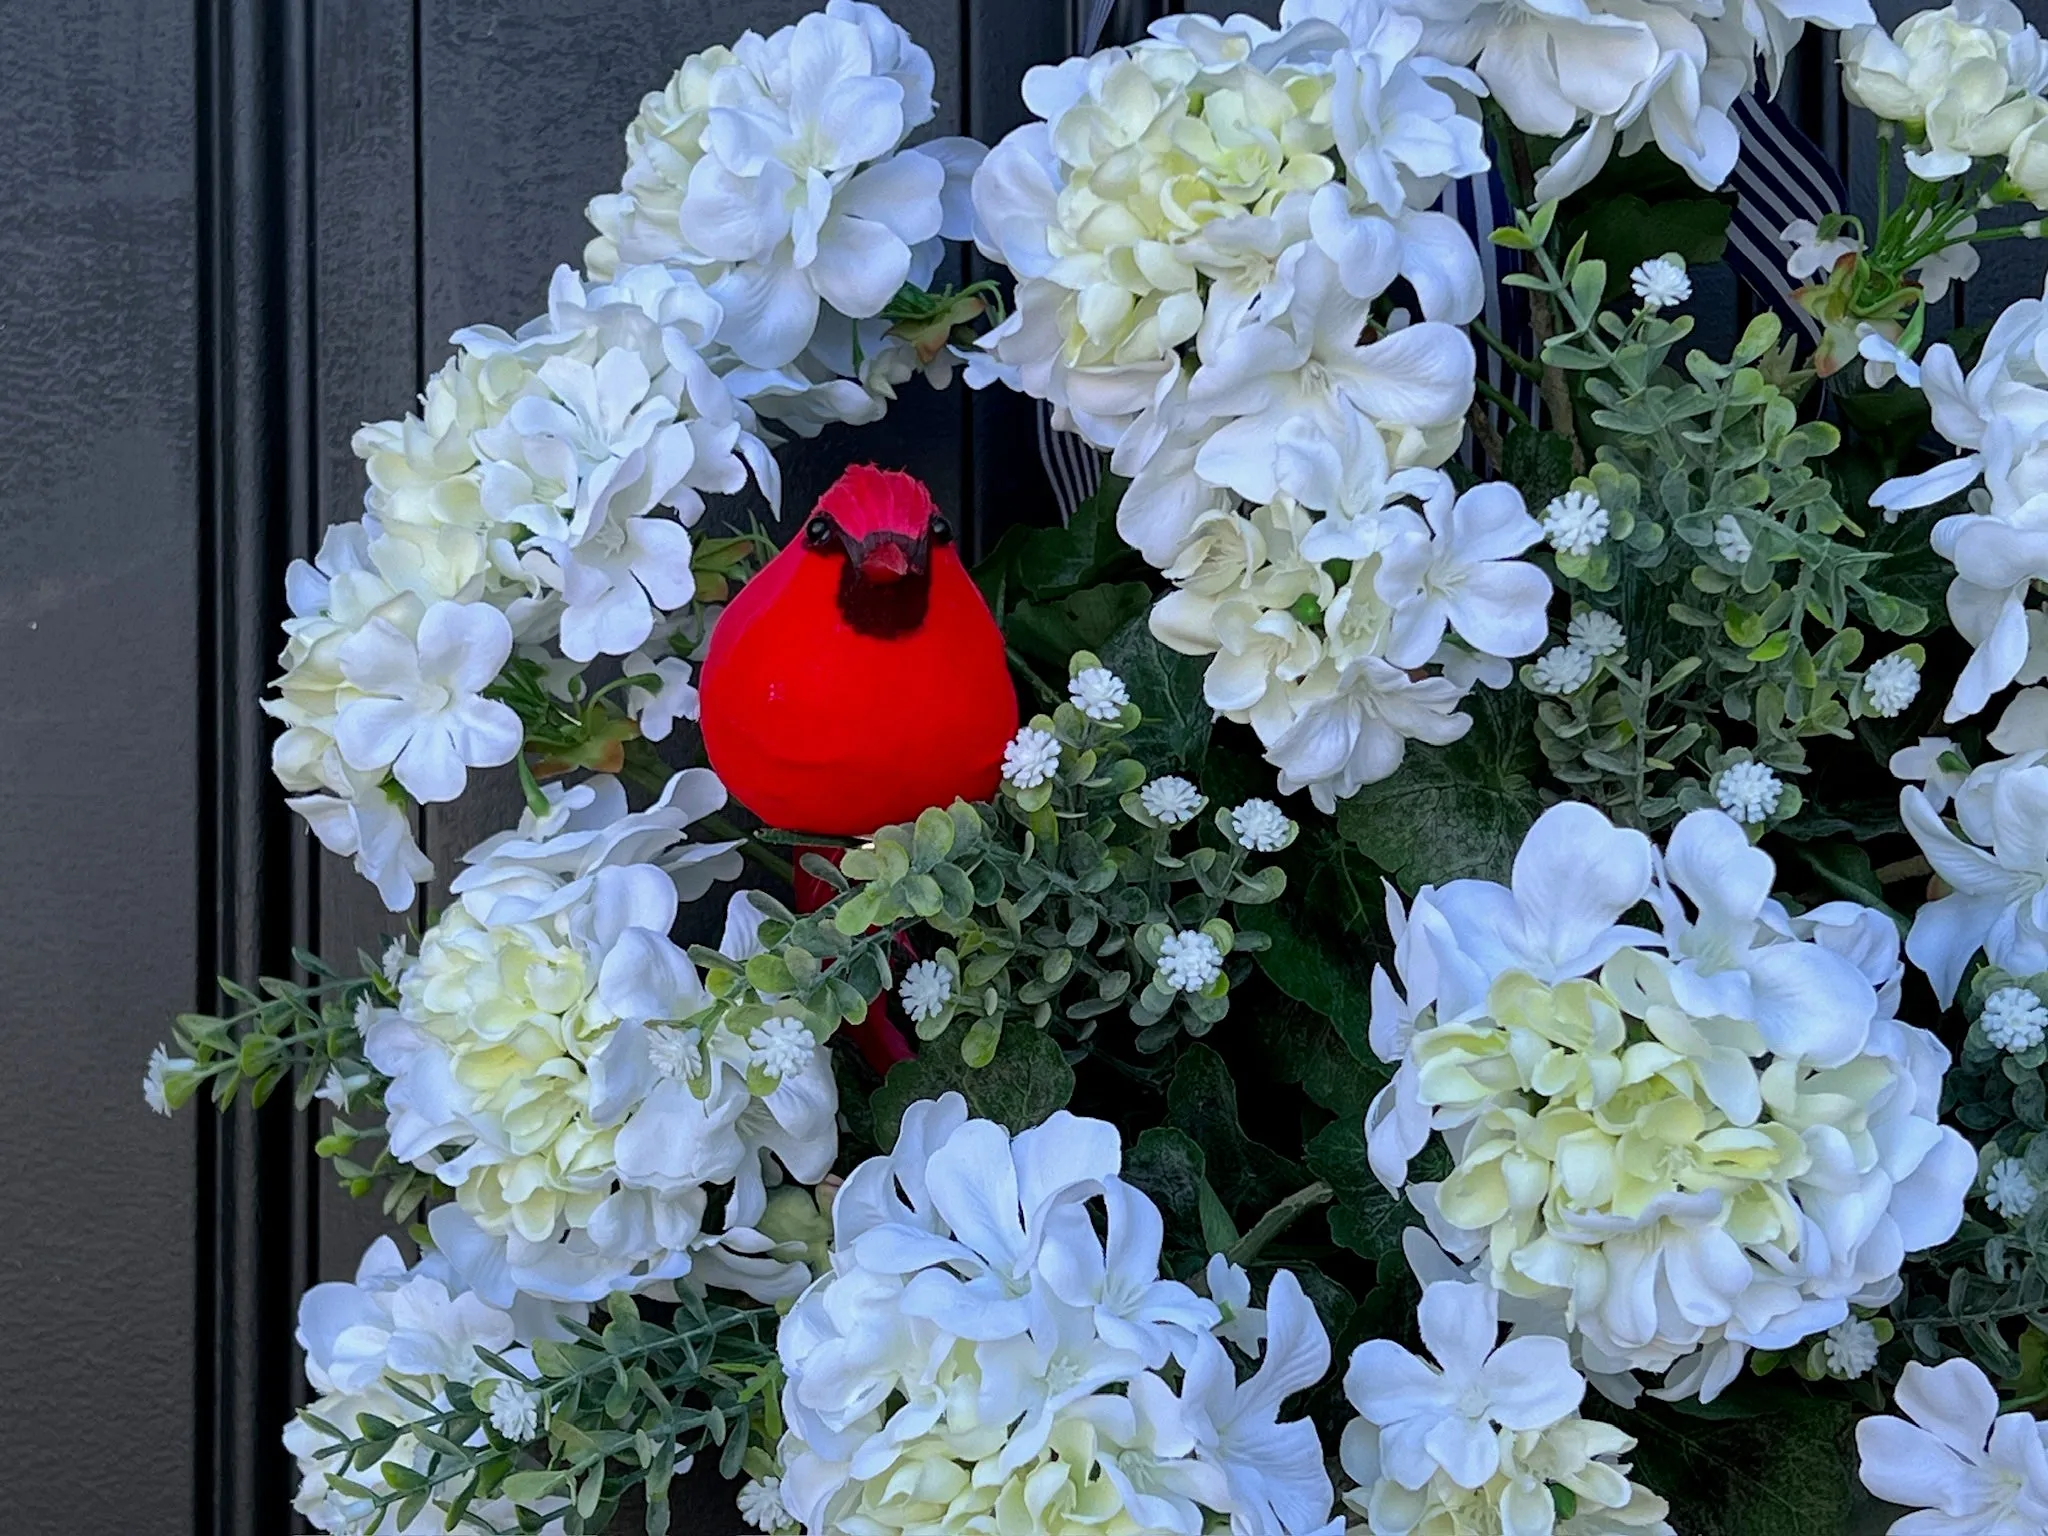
[699,464,1018,836]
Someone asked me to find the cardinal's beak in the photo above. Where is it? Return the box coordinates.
[856,538,916,584]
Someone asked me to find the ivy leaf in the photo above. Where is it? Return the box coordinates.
[870,1026,1075,1147]
[1304,1117,1413,1264]
[1005,581,1154,675]
[1628,1394,1860,1536]
[1102,614,1213,771]
[1335,686,1541,890]
[1124,1126,1210,1242]
[1567,194,1732,301]
[1167,1044,1303,1210]
[1501,424,1576,512]
[978,474,1139,613]
[1264,998,1386,1120]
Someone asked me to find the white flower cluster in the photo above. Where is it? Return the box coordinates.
[362,771,837,1304]
[1855,1357,2048,1533]
[775,1094,1336,1536]
[971,3,1559,810]
[1898,691,2048,1005]
[1407,0,1872,199]
[1364,801,1975,1400]
[288,1233,577,1534]
[584,0,984,432]
[270,263,779,910]
[1342,1280,1673,1536]
[1842,0,2048,195]
[1873,272,2048,725]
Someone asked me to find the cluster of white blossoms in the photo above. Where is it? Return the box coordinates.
[362,770,838,1304]
[1363,802,1975,1400]
[288,1233,577,1534]
[584,0,984,431]
[269,262,779,910]
[971,2,1565,810]
[1341,1280,1673,1536]
[1896,688,2048,1006]
[1842,0,2048,198]
[1408,0,1872,198]
[1872,271,2048,728]
[774,1095,1337,1536]
[1855,1357,2048,1533]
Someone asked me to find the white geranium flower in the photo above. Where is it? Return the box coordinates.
[1158,930,1225,992]
[331,601,522,804]
[1857,1358,2048,1531]
[1375,481,1552,670]
[1001,725,1061,788]
[1140,775,1207,826]
[1205,1252,1268,1352]
[1863,652,1923,717]
[1531,643,1594,694]
[1542,489,1609,557]
[776,1097,1333,1536]
[1568,610,1626,658]
[897,958,953,1023]
[1892,736,1970,813]
[287,764,436,914]
[1068,665,1130,721]
[1983,985,2048,1050]
[622,649,699,742]
[1347,1281,1581,1490]
[1781,217,1862,281]
[1630,256,1691,310]
[1901,756,2048,1004]
[1365,803,1974,1396]
[1268,656,1474,813]
[1230,798,1295,853]
[1985,1156,2039,1218]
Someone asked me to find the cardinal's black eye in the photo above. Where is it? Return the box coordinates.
[805,516,836,549]
[929,514,953,546]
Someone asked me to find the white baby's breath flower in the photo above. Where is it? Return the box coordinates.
[1068,666,1130,721]
[737,1476,795,1534]
[646,1025,703,1083]
[1714,514,1753,563]
[1542,490,1609,557]
[1139,775,1206,826]
[1229,798,1293,853]
[1716,760,1784,824]
[381,937,410,983]
[1566,609,1626,658]
[1985,1156,2039,1219]
[747,1017,816,1080]
[1983,986,2048,1051]
[897,959,953,1023]
[1822,1317,1881,1379]
[1531,644,1594,695]
[1863,653,1923,717]
[487,1379,542,1441]
[1001,726,1061,788]
[143,1044,189,1117]
[1631,256,1692,310]
[1157,930,1224,992]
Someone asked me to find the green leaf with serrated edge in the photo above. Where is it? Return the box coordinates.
[1335,686,1541,890]
[1100,614,1213,771]
[870,1023,1074,1147]
[1166,1044,1304,1211]
[1305,1117,1414,1263]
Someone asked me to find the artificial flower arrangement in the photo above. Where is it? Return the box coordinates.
[144,0,2048,1530]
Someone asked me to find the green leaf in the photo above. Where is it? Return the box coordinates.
[1500,425,1576,512]
[1100,614,1213,771]
[1264,998,1386,1119]
[1336,686,1542,890]
[976,474,1138,612]
[1305,1118,1413,1263]
[1005,582,1154,675]
[1166,1044,1304,1211]
[1629,1393,1859,1536]
[871,1023,1075,1146]
[1123,1126,1210,1243]
[1565,194,1732,300]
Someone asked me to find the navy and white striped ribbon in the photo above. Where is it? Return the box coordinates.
[1032,80,1846,512]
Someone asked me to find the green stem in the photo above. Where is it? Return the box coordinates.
[1470,319,1545,382]
[1224,1180,1333,1267]
[1474,375,1536,431]
[1007,646,1066,708]
[698,812,797,884]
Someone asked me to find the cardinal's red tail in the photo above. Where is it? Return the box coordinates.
[793,844,915,1076]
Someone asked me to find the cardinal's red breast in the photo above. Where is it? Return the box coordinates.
[698,468,1019,837]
